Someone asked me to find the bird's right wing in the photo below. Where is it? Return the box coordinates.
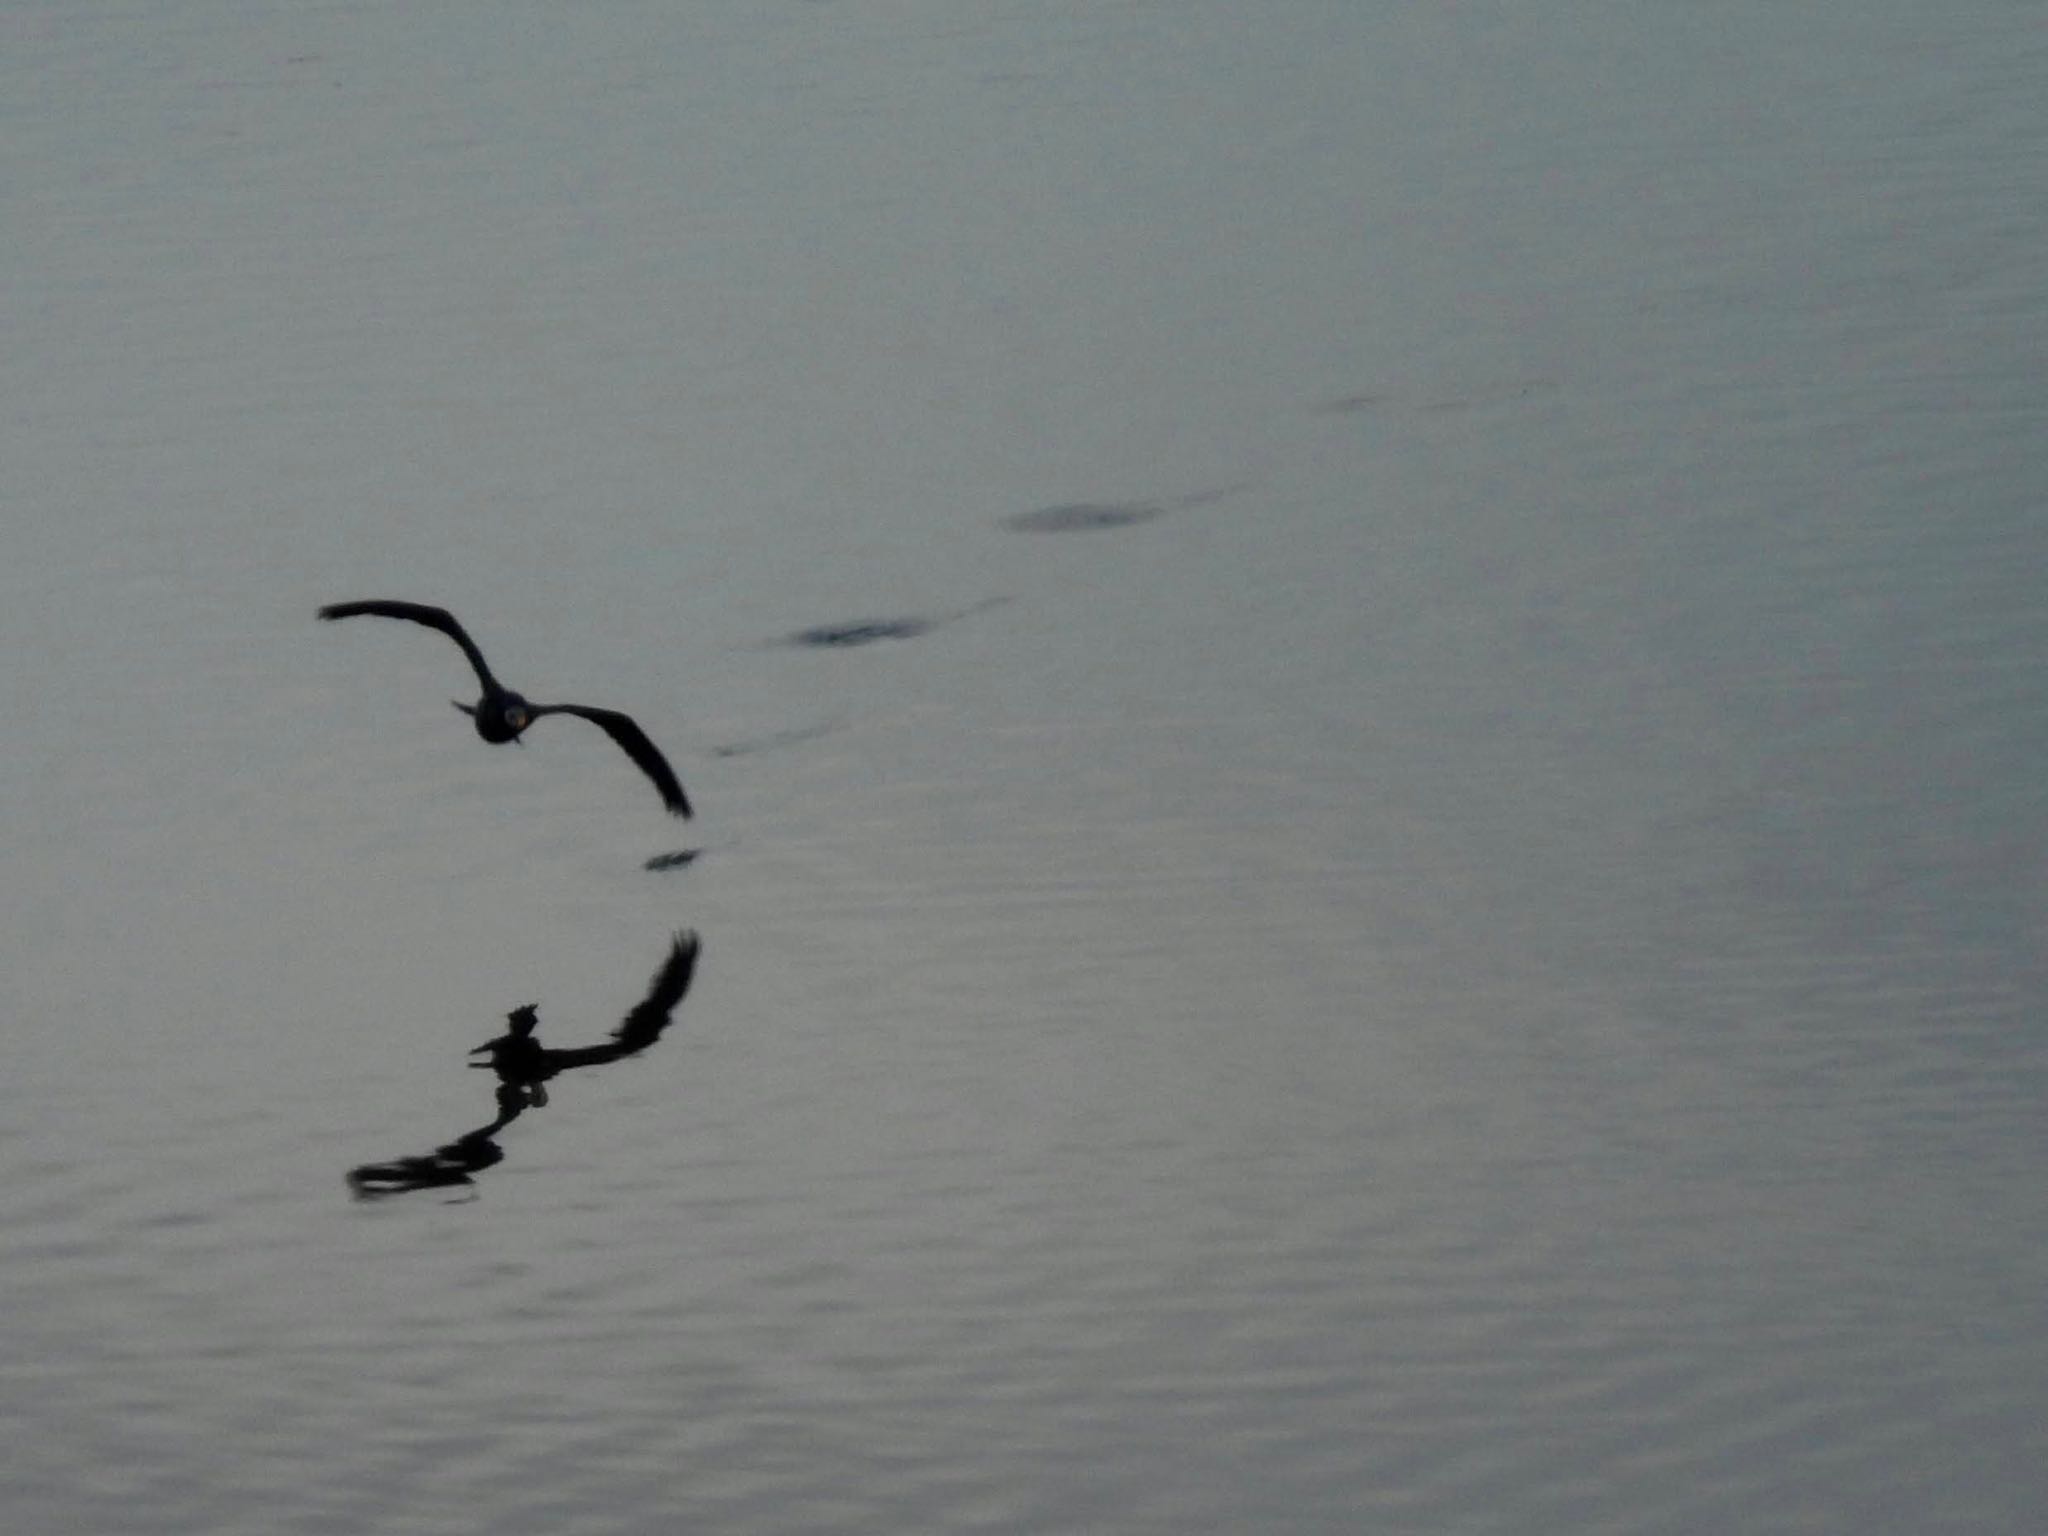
[532,932,702,1074]
[530,703,693,817]
[318,600,500,692]
[613,930,701,1055]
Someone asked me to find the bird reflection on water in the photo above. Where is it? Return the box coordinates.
[347,932,701,1199]
[344,1085,526,1199]
[469,932,699,1108]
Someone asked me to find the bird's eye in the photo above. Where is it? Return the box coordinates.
[507,708,527,729]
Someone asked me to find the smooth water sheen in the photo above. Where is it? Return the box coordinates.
[4,3,2045,1532]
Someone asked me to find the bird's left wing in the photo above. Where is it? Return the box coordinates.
[528,702,692,817]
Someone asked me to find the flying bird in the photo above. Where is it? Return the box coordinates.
[318,599,692,817]
[471,930,701,1107]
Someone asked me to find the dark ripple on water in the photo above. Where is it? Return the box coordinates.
[710,719,843,759]
[1001,484,1249,534]
[772,597,1011,651]
[783,617,937,648]
[1001,501,1166,533]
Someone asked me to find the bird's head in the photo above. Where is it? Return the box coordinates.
[470,1005,537,1061]
[454,695,530,744]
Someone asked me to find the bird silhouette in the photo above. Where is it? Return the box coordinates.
[470,930,701,1107]
[319,599,691,817]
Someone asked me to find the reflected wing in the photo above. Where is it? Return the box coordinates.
[532,1041,629,1072]
[346,1130,504,1195]
[318,599,499,692]
[613,930,700,1053]
[525,932,701,1076]
[528,702,692,817]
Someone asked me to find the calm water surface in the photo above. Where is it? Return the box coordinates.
[3,3,2045,1532]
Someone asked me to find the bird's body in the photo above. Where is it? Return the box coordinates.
[319,599,691,817]
[471,931,701,1107]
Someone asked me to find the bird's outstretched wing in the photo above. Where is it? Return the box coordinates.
[528,702,692,817]
[318,600,500,693]
[540,930,701,1072]
[617,929,700,1051]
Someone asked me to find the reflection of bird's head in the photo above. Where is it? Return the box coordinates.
[470,1005,540,1062]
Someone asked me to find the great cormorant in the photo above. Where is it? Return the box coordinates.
[319,599,691,817]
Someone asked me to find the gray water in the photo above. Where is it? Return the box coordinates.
[4,2,2045,1531]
